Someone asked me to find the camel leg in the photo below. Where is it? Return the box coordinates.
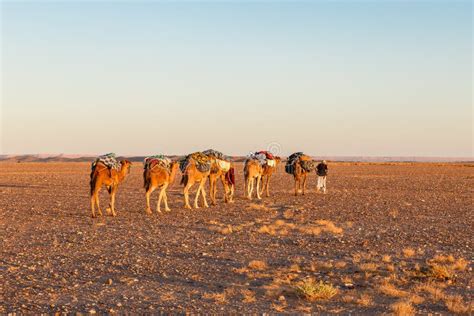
[91,192,96,218]
[221,176,227,203]
[194,182,202,209]
[209,176,217,206]
[200,179,209,208]
[247,178,253,200]
[214,177,219,203]
[266,176,270,197]
[258,176,265,197]
[294,178,298,196]
[220,175,229,203]
[302,174,307,195]
[243,174,247,198]
[184,181,193,209]
[229,184,235,203]
[156,184,167,214]
[145,185,156,215]
[110,185,118,217]
[163,188,171,212]
[256,176,262,200]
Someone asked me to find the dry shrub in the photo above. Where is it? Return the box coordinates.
[219,225,233,235]
[271,301,287,312]
[386,264,396,272]
[317,261,333,270]
[452,258,469,271]
[298,225,321,236]
[247,203,271,212]
[263,277,291,298]
[258,225,275,235]
[258,220,295,236]
[379,282,409,298]
[209,222,234,235]
[335,261,347,269]
[382,255,392,263]
[352,253,362,263]
[294,279,338,301]
[408,294,425,305]
[391,300,415,316]
[356,293,373,306]
[203,291,227,303]
[432,254,455,264]
[283,209,294,219]
[389,209,399,218]
[160,292,176,301]
[444,295,471,314]
[315,219,343,234]
[233,267,248,274]
[402,248,416,258]
[295,305,312,313]
[248,260,267,271]
[415,283,445,301]
[428,263,453,280]
[341,275,353,284]
[341,295,355,303]
[359,262,379,272]
[241,289,256,303]
[289,264,301,273]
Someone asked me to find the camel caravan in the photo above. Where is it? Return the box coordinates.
[89,151,326,218]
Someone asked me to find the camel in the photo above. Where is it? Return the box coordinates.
[181,159,210,209]
[208,158,235,205]
[90,160,132,218]
[259,156,282,197]
[244,159,263,200]
[291,156,314,196]
[144,161,179,214]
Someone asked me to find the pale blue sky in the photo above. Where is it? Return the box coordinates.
[1,1,472,156]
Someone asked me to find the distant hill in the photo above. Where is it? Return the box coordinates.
[0,154,472,163]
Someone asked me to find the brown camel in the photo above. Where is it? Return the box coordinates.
[144,161,179,214]
[292,156,314,196]
[90,160,132,218]
[259,156,282,197]
[244,159,263,200]
[208,158,235,205]
[181,159,210,209]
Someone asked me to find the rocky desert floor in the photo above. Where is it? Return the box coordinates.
[0,162,473,314]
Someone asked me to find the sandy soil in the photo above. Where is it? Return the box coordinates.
[0,162,472,314]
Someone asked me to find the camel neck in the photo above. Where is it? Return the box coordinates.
[118,167,128,182]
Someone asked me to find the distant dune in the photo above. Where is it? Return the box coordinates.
[0,154,472,163]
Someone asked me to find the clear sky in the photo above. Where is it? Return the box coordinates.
[1,0,472,157]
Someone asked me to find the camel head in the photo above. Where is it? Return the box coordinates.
[120,160,132,175]
[170,161,180,174]
[167,161,179,186]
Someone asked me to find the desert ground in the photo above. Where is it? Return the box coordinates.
[0,161,472,314]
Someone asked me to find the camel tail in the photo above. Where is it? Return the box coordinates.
[225,167,235,186]
[90,168,97,196]
[180,174,189,187]
[143,168,151,190]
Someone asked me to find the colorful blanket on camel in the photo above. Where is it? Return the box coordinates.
[285,152,315,174]
[179,152,211,173]
[202,149,231,162]
[248,151,275,166]
[91,153,121,171]
[203,149,232,172]
[143,155,171,171]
